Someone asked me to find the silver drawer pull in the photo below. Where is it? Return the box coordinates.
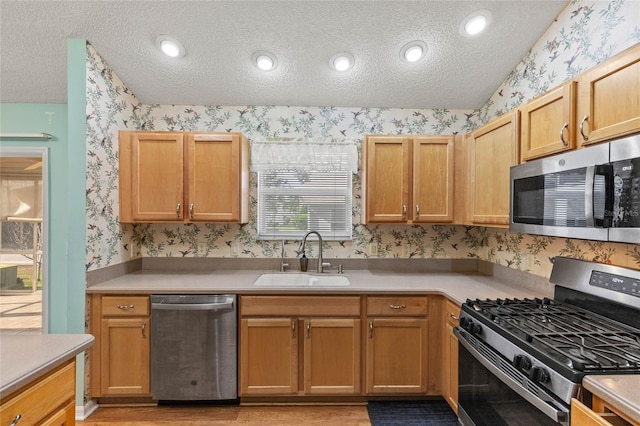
[579,115,589,141]
[560,122,569,146]
[141,321,147,338]
[389,304,406,311]
[176,202,181,218]
[449,312,459,321]
[10,414,22,426]
[116,304,135,310]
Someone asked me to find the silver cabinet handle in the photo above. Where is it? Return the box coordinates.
[176,202,181,218]
[141,321,147,338]
[402,204,407,220]
[449,312,459,321]
[415,205,420,219]
[116,304,134,310]
[560,122,569,146]
[579,115,589,141]
[10,414,22,426]
[306,321,311,339]
[369,320,373,339]
[291,319,296,338]
[189,203,194,219]
[389,304,406,311]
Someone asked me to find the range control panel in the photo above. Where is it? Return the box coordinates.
[590,270,640,298]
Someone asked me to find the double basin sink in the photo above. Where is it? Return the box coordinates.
[253,273,350,287]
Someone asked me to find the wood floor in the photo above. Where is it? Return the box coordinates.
[79,404,372,425]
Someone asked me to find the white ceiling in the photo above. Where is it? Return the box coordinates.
[0,1,567,109]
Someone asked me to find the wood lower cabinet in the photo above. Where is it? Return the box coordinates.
[365,296,429,394]
[468,111,519,226]
[520,81,576,162]
[442,298,460,413]
[577,43,640,147]
[239,296,361,397]
[119,131,249,223]
[90,295,151,398]
[362,135,456,224]
[0,359,76,426]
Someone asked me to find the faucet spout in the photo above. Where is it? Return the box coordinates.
[302,231,324,273]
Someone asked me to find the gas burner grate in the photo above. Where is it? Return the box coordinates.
[466,298,640,372]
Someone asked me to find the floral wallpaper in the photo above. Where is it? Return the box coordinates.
[85,0,640,282]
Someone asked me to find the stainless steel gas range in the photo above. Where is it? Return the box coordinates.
[454,257,640,426]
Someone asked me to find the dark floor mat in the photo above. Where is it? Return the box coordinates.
[367,399,458,426]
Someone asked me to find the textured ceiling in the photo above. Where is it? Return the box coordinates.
[0,1,567,109]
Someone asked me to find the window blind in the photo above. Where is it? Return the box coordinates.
[257,169,352,240]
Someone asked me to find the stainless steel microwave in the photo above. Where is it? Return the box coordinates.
[510,133,640,243]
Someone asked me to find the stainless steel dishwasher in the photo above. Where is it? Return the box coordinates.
[150,294,237,401]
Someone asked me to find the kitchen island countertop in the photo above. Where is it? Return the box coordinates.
[0,333,94,399]
[583,375,640,424]
[86,268,553,305]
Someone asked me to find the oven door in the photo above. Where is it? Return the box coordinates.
[455,328,569,426]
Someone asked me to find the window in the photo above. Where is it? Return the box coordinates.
[258,169,352,240]
[252,140,358,241]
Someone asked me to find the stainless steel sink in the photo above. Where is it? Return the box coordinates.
[253,273,350,287]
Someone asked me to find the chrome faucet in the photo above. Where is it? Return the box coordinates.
[280,240,289,272]
[301,231,329,273]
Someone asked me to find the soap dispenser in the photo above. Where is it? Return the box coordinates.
[300,252,308,272]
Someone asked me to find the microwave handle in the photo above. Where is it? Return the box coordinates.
[598,163,614,228]
[585,165,595,227]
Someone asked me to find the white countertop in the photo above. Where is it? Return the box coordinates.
[0,333,94,399]
[86,269,553,304]
[583,375,640,423]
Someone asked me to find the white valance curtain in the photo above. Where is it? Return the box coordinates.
[250,139,359,173]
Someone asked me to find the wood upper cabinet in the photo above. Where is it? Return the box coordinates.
[365,296,429,394]
[362,135,455,224]
[520,81,577,162]
[577,43,640,147]
[239,296,361,397]
[90,295,151,398]
[119,131,249,223]
[468,111,519,226]
[442,298,460,414]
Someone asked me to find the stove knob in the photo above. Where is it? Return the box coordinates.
[470,322,482,335]
[513,355,532,370]
[459,316,471,329]
[531,367,551,384]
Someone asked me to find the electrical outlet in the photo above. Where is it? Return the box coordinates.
[230,242,239,256]
[401,244,410,257]
[129,241,137,258]
[368,242,378,256]
[197,242,207,254]
[522,254,535,270]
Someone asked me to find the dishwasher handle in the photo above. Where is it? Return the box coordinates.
[152,299,234,311]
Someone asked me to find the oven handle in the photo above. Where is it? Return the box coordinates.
[455,328,569,426]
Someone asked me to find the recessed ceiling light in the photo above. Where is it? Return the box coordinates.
[330,52,354,72]
[252,51,277,71]
[460,10,492,36]
[155,35,185,58]
[400,41,427,63]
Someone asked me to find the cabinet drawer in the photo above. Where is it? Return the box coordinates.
[0,360,75,426]
[367,296,428,316]
[101,295,149,316]
[241,296,361,317]
[445,299,460,327]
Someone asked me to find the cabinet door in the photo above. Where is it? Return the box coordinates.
[577,44,640,146]
[187,133,247,222]
[520,82,576,161]
[413,136,455,223]
[571,398,615,426]
[240,318,298,395]
[366,318,428,394]
[303,318,361,395]
[130,132,184,221]
[469,111,519,226]
[100,317,150,396]
[38,400,75,426]
[363,135,411,223]
[443,299,459,413]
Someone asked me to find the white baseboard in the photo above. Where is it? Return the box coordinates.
[76,399,99,421]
